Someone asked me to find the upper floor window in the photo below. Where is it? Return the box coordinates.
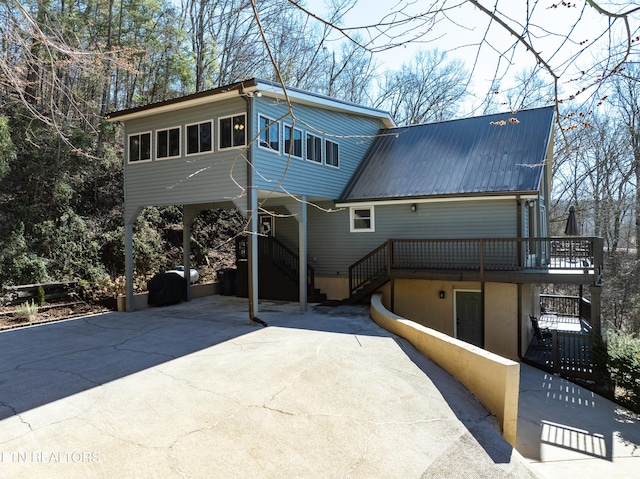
[284,125,302,158]
[306,133,322,163]
[259,115,280,152]
[186,121,213,155]
[325,139,339,168]
[350,206,375,232]
[128,132,151,163]
[219,113,246,149]
[156,126,181,159]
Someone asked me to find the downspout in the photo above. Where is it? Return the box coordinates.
[241,90,266,326]
[516,196,523,357]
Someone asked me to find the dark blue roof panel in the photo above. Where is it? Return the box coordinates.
[340,106,555,201]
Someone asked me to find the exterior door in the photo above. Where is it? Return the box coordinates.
[455,291,483,347]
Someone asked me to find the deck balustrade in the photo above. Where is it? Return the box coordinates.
[349,237,603,297]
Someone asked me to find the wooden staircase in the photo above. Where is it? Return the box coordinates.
[235,236,327,302]
[347,242,391,303]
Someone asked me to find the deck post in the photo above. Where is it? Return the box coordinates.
[299,196,307,312]
[124,222,134,312]
[589,285,602,336]
[552,330,559,373]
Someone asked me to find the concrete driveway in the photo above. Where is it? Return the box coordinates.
[0,296,536,478]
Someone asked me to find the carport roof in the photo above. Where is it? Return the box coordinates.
[339,106,555,202]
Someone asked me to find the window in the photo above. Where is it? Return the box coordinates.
[186,121,213,155]
[219,114,246,149]
[325,139,339,168]
[284,125,302,158]
[306,133,322,163]
[128,132,151,163]
[259,115,280,151]
[350,206,375,232]
[156,126,180,159]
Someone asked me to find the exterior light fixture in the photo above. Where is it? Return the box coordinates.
[527,199,535,208]
[410,204,417,212]
[439,290,445,299]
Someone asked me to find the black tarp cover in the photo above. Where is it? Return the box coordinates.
[147,272,187,306]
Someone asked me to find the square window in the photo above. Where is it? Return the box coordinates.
[220,114,246,149]
[259,115,280,151]
[350,206,375,232]
[325,139,339,168]
[306,133,322,163]
[284,125,302,158]
[157,126,181,159]
[128,132,151,163]
[186,121,213,155]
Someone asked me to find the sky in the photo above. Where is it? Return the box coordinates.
[305,0,630,112]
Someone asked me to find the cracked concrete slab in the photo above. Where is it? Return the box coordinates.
[0,295,632,478]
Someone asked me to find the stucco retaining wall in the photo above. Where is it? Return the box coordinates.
[370,292,520,447]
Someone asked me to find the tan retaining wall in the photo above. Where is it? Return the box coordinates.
[117,283,219,312]
[370,292,520,447]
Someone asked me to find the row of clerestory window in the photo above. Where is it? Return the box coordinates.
[127,113,246,163]
[258,115,339,168]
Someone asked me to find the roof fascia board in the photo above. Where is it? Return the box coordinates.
[336,194,538,208]
[105,90,243,122]
[105,78,395,127]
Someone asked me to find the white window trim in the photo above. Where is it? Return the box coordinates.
[155,125,182,160]
[185,120,214,157]
[325,138,340,169]
[218,113,247,150]
[258,115,280,153]
[349,206,375,233]
[306,132,323,164]
[127,131,152,164]
[283,123,303,159]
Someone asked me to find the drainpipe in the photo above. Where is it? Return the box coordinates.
[242,90,262,325]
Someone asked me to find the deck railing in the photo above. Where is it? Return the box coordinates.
[349,237,603,297]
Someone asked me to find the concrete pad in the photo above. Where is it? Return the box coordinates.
[517,362,640,478]
[0,296,534,478]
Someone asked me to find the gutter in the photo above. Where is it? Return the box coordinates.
[336,193,539,208]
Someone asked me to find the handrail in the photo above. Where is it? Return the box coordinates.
[349,241,390,297]
[236,235,315,289]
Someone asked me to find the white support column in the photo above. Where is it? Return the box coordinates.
[183,213,193,302]
[299,196,308,312]
[124,222,134,312]
[248,189,259,320]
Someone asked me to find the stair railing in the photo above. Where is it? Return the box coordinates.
[236,235,315,290]
[348,241,390,298]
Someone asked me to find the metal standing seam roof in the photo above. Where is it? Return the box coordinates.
[340,106,555,202]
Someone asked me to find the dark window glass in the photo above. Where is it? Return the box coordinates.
[306,133,322,163]
[187,124,199,154]
[129,135,140,162]
[232,115,245,147]
[157,130,168,157]
[220,118,231,149]
[168,128,180,157]
[200,122,212,152]
[326,140,339,167]
[284,126,301,157]
[140,133,151,160]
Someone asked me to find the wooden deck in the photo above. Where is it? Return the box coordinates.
[523,330,603,382]
[349,236,604,297]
